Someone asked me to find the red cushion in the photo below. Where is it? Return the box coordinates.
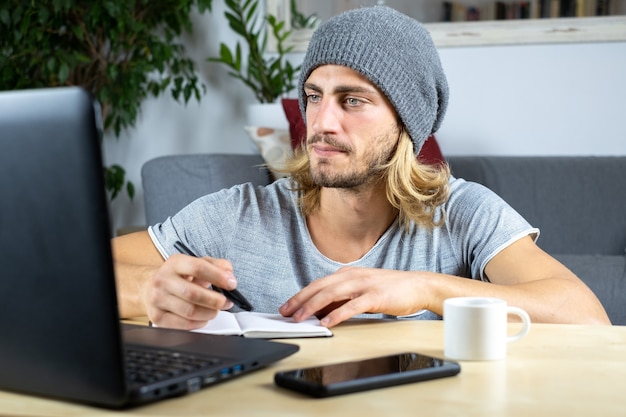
[417,135,444,165]
[281,98,306,150]
[282,98,444,164]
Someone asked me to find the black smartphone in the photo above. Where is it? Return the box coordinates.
[274,352,460,398]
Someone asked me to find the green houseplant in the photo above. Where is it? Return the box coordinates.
[208,0,300,104]
[289,0,320,30]
[0,0,213,199]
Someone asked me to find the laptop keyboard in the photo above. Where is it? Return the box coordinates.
[125,347,222,385]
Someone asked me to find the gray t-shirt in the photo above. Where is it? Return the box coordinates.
[148,177,538,320]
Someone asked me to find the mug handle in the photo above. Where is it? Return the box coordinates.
[506,306,531,343]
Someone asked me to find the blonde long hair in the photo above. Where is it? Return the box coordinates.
[280,129,450,230]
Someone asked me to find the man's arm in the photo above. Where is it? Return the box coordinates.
[479,235,610,324]
[280,236,611,326]
[111,231,164,319]
[111,231,238,329]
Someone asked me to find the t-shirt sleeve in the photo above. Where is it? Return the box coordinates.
[147,185,245,260]
[445,178,539,281]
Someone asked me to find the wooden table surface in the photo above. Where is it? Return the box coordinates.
[1,319,624,416]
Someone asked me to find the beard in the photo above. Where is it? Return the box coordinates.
[307,131,397,189]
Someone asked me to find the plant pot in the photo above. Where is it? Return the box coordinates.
[247,102,289,130]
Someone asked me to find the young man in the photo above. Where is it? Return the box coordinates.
[113,6,610,329]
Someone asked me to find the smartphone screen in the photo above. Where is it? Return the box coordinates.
[274,352,460,397]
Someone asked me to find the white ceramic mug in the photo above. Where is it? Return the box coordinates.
[443,297,531,361]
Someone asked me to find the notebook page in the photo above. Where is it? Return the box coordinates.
[234,312,332,338]
[193,310,243,336]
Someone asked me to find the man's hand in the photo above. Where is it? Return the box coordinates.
[143,254,238,330]
[279,266,431,327]
[112,231,240,330]
[280,237,612,327]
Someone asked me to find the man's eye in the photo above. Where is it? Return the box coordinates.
[346,98,360,106]
[307,94,320,103]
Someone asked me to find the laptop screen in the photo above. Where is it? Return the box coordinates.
[0,87,128,404]
[0,87,298,408]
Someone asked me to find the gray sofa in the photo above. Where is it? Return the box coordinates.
[446,156,626,325]
[142,154,626,325]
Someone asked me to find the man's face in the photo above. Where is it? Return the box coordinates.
[303,65,400,189]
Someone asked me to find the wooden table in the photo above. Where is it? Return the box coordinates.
[1,320,625,416]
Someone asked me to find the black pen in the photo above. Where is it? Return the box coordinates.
[173,241,253,311]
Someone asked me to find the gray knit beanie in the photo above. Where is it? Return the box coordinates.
[299,6,449,155]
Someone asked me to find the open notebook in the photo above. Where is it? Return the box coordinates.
[194,311,333,339]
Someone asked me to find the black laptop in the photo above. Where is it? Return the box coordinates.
[0,87,298,408]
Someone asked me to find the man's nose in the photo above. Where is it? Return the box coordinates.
[309,99,341,136]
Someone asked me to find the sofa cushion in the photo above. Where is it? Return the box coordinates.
[554,254,626,325]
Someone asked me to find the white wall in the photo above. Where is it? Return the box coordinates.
[436,41,626,156]
[102,6,626,232]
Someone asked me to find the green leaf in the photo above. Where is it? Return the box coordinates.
[196,0,213,13]
[58,62,70,83]
[104,164,125,201]
[183,83,192,102]
[245,1,257,23]
[219,43,233,64]
[0,9,11,26]
[226,16,246,36]
[126,181,135,200]
[46,57,56,73]
[234,43,242,71]
[106,64,118,80]
[71,24,84,41]
[38,7,50,24]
